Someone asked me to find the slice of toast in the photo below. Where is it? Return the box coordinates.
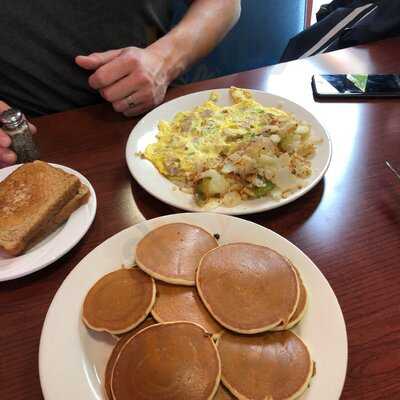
[53,182,90,225]
[0,161,80,256]
[28,183,90,249]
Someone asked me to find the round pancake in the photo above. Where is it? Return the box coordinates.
[151,281,223,335]
[217,330,313,400]
[136,223,218,285]
[104,318,155,400]
[196,243,299,334]
[214,385,236,400]
[111,322,221,400]
[272,266,308,331]
[82,268,155,334]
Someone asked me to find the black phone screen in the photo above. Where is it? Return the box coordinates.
[312,74,400,98]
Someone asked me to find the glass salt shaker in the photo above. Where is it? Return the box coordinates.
[0,108,40,163]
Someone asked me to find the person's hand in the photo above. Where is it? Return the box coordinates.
[75,47,171,117]
[0,101,37,167]
[0,101,15,167]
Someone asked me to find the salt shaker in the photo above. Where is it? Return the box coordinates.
[0,108,40,163]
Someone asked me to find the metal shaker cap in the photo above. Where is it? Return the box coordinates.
[0,108,24,130]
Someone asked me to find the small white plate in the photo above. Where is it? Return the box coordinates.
[126,89,332,215]
[39,213,347,400]
[0,163,97,281]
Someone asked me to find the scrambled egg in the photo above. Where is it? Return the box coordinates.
[143,87,319,207]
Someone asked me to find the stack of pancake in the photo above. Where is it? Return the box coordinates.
[82,223,314,400]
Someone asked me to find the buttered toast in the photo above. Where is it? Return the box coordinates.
[0,161,81,256]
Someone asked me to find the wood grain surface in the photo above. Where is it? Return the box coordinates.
[1,37,400,400]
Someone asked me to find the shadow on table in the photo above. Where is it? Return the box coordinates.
[0,229,91,292]
[131,177,325,238]
[130,180,178,220]
[245,179,325,237]
[380,171,400,232]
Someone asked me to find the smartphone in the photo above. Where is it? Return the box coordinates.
[312,74,400,99]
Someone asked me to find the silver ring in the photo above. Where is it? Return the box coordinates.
[126,94,136,108]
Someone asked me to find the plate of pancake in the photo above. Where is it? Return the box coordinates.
[39,213,347,400]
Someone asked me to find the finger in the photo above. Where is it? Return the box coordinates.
[88,55,137,90]
[0,101,10,112]
[121,88,164,116]
[123,103,151,117]
[112,90,147,113]
[0,148,17,165]
[75,49,123,70]
[100,74,144,103]
[0,129,11,147]
[0,101,36,133]
[28,122,37,135]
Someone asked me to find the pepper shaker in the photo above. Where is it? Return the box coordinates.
[0,108,40,163]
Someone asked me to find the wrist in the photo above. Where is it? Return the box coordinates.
[147,34,190,84]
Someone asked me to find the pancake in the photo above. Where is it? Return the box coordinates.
[196,243,299,334]
[217,330,313,400]
[111,322,221,400]
[82,268,156,334]
[214,384,236,399]
[136,223,218,285]
[272,266,308,331]
[104,318,155,400]
[151,281,224,335]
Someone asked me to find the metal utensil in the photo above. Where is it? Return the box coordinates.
[386,160,400,181]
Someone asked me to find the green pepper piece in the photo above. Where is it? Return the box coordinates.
[253,180,275,198]
[194,177,212,205]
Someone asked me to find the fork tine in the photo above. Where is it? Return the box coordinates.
[386,160,400,180]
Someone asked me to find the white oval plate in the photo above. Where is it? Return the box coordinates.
[39,213,347,400]
[0,163,97,281]
[126,89,332,215]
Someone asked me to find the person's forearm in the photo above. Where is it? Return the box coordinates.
[75,0,240,117]
[148,0,241,82]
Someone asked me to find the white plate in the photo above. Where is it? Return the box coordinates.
[126,89,332,215]
[39,213,347,400]
[0,163,97,281]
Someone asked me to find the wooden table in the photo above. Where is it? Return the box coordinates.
[1,37,400,400]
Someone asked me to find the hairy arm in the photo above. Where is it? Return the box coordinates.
[76,0,241,116]
[149,0,241,83]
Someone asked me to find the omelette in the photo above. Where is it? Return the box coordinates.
[143,87,320,207]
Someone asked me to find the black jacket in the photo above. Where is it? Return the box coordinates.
[281,0,400,62]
